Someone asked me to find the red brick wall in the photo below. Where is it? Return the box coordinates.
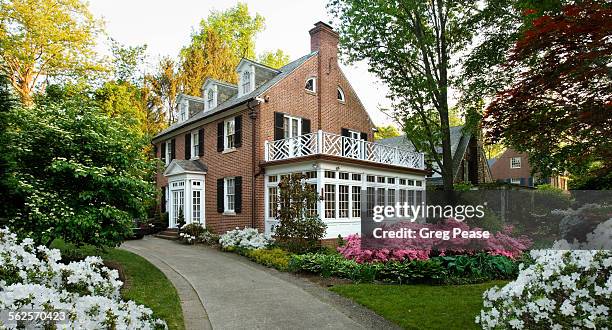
[490,149,532,181]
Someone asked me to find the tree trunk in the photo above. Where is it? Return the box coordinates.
[438,0,454,191]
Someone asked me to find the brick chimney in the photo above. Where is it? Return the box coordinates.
[309,21,339,54]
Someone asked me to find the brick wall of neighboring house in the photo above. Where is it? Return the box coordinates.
[491,149,533,186]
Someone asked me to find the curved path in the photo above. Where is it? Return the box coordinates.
[122,237,399,330]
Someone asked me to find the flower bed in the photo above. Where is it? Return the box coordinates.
[338,220,531,263]
[178,223,219,245]
[0,228,166,329]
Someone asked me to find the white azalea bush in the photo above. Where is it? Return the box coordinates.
[219,227,270,250]
[477,218,612,329]
[178,223,219,245]
[0,228,167,329]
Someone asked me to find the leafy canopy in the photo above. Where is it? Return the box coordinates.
[0,94,157,247]
[0,0,104,105]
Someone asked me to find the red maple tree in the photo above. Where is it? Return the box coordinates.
[484,1,611,178]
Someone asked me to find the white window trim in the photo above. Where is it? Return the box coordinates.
[165,141,172,165]
[305,77,317,93]
[179,100,187,122]
[283,114,302,138]
[337,87,345,103]
[511,157,522,169]
[205,87,217,111]
[191,131,199,159]
[510,178,521,184]
[224,177,236,213]
[238,64,255,97]
[223,117,236,151]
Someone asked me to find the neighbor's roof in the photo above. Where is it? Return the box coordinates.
[154,51,318,141]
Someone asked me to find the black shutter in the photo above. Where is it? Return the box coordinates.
[185,133,191,159]
[217,178,224,213]
[234,115,242,147]
[161,187,166,213]
[235,176,242,213]
[341,128,350,137]
[160,142,166,163]
[520,177,526,186]
[361,132,368,141]
[217,122,224,152]
[198,128,204,156]
[302,118,311,134]
[274,112,284,140]
[170,138,176,160]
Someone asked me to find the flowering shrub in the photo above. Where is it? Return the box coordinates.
[476,249,612,329]
[338,220,531,263]
[219,227,270,250]
[178,223,220,245]
[553,218,612,250]
[0,228,167,329]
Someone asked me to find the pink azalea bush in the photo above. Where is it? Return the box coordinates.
[338,220,531,263]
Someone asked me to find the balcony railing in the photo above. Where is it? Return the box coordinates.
[264,130,425,170]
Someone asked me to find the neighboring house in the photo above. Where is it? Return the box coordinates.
[152,22,427,238]
[489,149,569,190]
[378,126,492,186]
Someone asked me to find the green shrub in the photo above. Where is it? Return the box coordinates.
[245,248,292,271]
[288,253,520,284]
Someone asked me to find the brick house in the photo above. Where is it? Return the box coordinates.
[489,149,569,190]
[152,22,427,238]
[379,126,493,186]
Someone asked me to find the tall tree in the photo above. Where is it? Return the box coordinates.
[0,0,104,105]
[328,0,481,190]
[179,3,264,96]
[149,57,180,124]
[110,39,148,85]
[257,49,291,69]
[484,1,612,178]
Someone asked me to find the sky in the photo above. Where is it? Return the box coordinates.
[88,0,396,126]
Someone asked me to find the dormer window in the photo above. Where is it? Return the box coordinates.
[179,102,187,122]
[242,71,251,94]
[337,87,345,102]
[305,77,316,93]
[207,89,214,109]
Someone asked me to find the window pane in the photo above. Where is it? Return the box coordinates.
[366,187,375,217]
[192,190,201,222]
[352,186,361,218]
[339,185,349,218]
[388,189,396,208]
[306,183,318,217]
[376,188,385,207]
[324,184,336,218]
[268,187,278,218]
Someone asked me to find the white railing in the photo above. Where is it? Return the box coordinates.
[264,130,425,169]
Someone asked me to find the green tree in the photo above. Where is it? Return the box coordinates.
[179,3,264,95]
[149,57,180,124]
[0,0,104,105]
[328,0,482,191]
[0,94,156,247]
[110,39,148,85]
[374,125,400,140]
[257,50,291,69]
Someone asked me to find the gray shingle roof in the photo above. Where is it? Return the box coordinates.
[173,159,208,173]
[154,51,318,140]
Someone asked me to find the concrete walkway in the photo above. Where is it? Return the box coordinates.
[122,237,399,330]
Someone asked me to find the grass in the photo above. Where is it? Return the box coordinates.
[51,240,185,330]
[330,281,509,330]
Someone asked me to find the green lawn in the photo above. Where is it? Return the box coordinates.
[52,241,185,330]
[330,281,508,330]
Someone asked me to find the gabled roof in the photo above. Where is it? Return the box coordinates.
[202,78,238,91]
[378,126,475,178]
[154,51,318,141]
[164,159,208,177]
[236,57,281,73]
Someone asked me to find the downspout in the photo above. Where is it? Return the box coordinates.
[247,99,259,229]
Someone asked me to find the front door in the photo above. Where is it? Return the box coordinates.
[170,188,184,228]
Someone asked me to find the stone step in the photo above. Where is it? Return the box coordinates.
[154,234,179,240]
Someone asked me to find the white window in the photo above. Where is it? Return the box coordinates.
[191,131,199,159]
[511,157,522,169]
[305,183,318,217]
[510,178,521,185]
[337,87,345,102]
[242,71,251,94]
[352,186,361,218]
[192,190,201,223]
[283,115,301,138]
[305,77,316,93]
[324,184,336,218]
[339,185,349,218]
[179,102,187,122]
[388,189,396,207]
[165,141,172,165]
[207,89,215,110]
[224,177,235,213]
[224,118,235,150]
[268,186,278,218]
[172,189,184,227]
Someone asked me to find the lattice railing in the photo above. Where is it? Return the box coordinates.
[264,131,424,169]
